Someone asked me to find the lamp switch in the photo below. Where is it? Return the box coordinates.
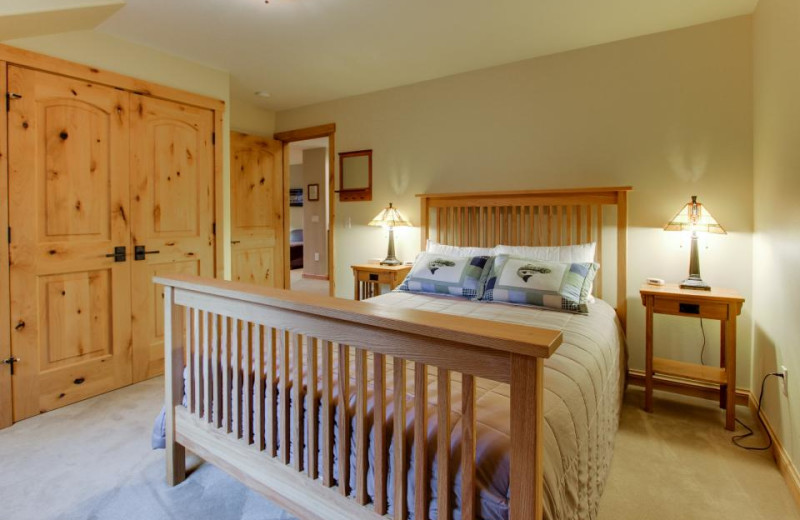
[314,252,320,262]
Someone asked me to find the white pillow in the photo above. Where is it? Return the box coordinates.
[426,239,496,258]
[494,242,597,263]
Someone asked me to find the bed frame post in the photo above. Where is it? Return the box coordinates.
[419,195,429,250]
[164,286,187,486]
[510,354,545,520]
[616,189,628,332]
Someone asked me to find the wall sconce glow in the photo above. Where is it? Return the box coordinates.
[664,195,726,290]
[368,202,412,265]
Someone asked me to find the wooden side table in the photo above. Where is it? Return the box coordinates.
[351,264,411,301]
[640,284,744,430]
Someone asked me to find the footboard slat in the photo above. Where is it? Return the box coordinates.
[243,322,252,445]
[437,368,451,520]
[279,330,290,464]
[255,325,265,451]
[203,311,211,424]
[221,316,230,433]
[306,337,319,480]
[322,340,334,487]
[185,307,193,415]
[212,314,221,429]
[232,319,242,439]
[414,362,429,519]
[292,333,303,472]
[355,348,369,505]
[193,308,201,418]
[373,353,387,515]
[461,374,476,520]
[266,326,277,456]
[337,344,351,497]
[393,357,408,520]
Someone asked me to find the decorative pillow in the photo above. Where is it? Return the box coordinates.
[494,242,596,263]
[397,252,490,298]
[478,255,598,313]
[425,239,496,258]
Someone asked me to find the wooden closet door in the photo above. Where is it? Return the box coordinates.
[130,95,215,381]
[230,131,284,287]
[7,66,132,420]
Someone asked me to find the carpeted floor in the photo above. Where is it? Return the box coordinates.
[0,378,797,520]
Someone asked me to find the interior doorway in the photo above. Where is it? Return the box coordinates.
[274,124,336,297]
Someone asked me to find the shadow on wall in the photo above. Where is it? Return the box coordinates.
[752,325,785,431]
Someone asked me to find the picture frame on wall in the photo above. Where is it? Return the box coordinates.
[308,183,320,202]
[289,188,303,207]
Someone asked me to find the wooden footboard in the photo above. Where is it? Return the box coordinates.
[158,274,562,520]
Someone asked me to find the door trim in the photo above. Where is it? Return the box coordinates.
[0,61,11,429]
[275,124,336,297]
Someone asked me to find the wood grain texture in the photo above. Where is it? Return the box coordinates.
[279,330,290,463]
[437,367,452,520]
[414,363,429,519]
[461,374,476,520]
[393,358,408,520]
[164,287,186,486]
[292,333,303,470]
[0,61,11,429]
[321,340,334,487]
[337,344,351,497]
[510,355,544,520]
[306,337,318,479]
[373,353,387,515]
[355,349,368,505]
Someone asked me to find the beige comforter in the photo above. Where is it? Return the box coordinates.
[363,291,626,520]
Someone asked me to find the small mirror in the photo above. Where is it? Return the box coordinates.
[339,149,372,202]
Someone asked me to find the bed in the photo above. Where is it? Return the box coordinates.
[156,186,631,520]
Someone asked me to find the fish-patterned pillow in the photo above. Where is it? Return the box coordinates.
[478,254,598,313]
[396,252,491,298]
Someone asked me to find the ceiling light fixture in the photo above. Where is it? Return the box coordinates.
[254,90,271,98]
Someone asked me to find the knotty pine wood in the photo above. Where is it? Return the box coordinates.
[0,60,11,429]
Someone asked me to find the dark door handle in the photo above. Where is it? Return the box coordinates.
[231,240,241,245]
[134,245,161,261]
[105,246,127,262]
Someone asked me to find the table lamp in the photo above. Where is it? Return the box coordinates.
[664,195,726,290]
[368,202,412,265]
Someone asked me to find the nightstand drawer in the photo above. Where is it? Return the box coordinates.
[356,270,394,284]
[652,299,729,319]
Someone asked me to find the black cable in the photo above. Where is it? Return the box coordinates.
[732,372,783,450]
[699,318,707,366]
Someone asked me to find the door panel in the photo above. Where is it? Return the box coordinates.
[130,95,215,382]
[8,66,132,420]
[230,131,283,287]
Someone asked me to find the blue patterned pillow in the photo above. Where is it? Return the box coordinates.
[397,252,490,298]
[478,255,598,313]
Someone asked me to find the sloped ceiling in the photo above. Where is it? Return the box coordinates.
[4,0,758,111]
[0,0,124,41]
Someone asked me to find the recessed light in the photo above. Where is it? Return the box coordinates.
[254,90,271,98]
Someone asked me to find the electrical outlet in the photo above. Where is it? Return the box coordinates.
[314,252,320,261]
[780,365,788,397]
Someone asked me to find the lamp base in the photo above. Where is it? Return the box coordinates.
[680,276,711,291]
[380,257,401,266]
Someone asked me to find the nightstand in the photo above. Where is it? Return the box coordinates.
[351,264,411,301]
[640,284,745,430]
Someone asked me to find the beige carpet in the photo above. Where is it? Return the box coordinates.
[0,379,797,520]
[289,268,329,296]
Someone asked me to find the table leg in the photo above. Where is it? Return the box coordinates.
[354,280,360,301]
[645,298,654,413]
[720,320,727,409]
[725,314,737,431]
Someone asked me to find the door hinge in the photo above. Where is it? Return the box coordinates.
[6,92,22,112]
[212,132,216,145]
[2,357,20,376]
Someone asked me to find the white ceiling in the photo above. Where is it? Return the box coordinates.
[97,0,757,111]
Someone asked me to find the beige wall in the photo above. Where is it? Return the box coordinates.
[302,148,329,278]
[230,97,276,137]
[753,0,800,475]
[276,16,754,384]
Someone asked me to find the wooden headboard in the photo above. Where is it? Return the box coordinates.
[417,186,632,330]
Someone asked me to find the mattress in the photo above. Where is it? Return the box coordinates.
[155,292,625,520]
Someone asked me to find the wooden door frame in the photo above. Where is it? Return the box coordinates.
[0,61,11,429]
[274,124,336,297]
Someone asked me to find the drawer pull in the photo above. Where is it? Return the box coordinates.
[369,273,379,281]
[679,303,700,314]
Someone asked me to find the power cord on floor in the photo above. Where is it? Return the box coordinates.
[699,318,707,366]
[731,372,783,451]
